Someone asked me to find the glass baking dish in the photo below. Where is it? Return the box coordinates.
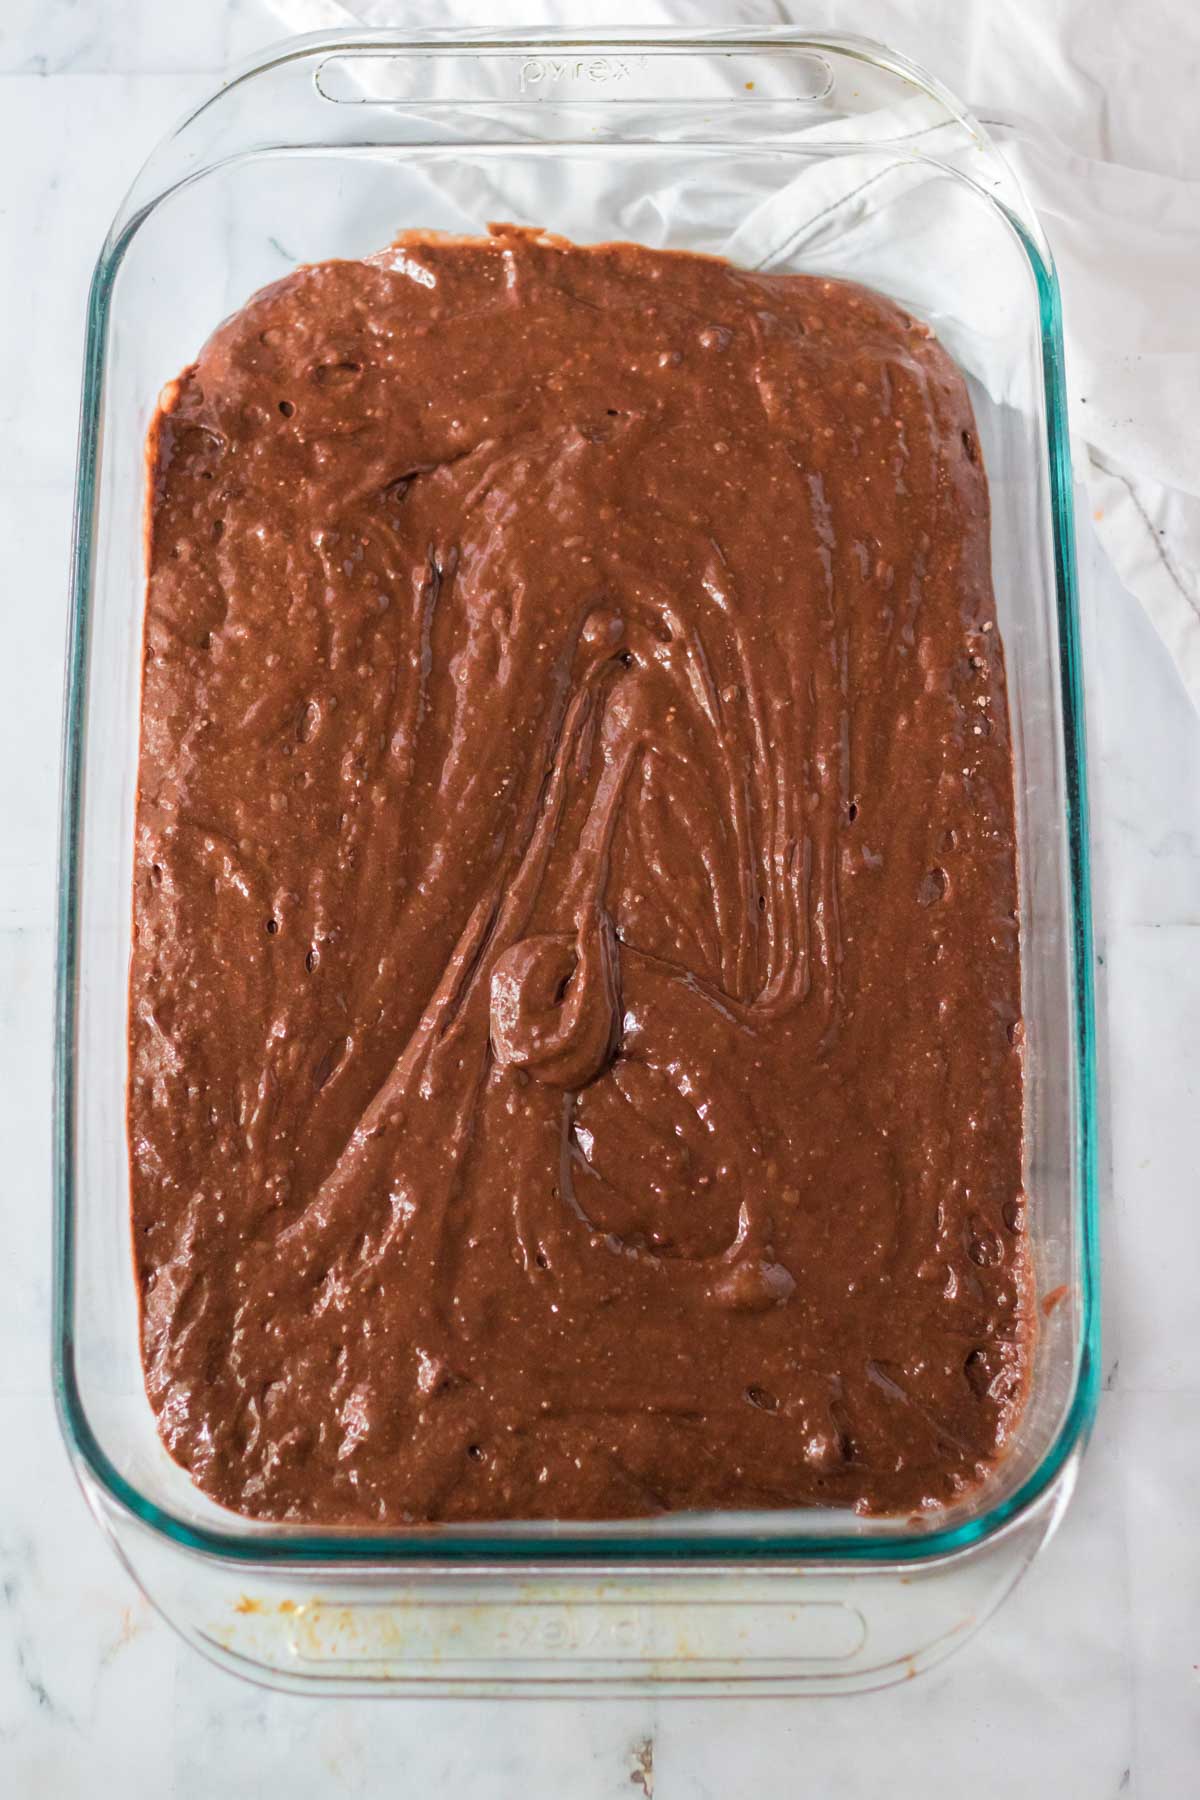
[54,26,1098,1696]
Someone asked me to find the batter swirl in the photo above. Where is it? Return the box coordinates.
[131,228,1029,1522]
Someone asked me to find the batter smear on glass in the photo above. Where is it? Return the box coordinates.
[131,227,1031,1523]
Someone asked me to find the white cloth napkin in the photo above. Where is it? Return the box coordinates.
[262,0,1200,706]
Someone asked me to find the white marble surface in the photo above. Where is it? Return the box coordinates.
[2,3,1198,1794]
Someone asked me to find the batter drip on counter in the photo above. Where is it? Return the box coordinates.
[131,226,1030,1523]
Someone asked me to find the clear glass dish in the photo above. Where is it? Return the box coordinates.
[54,26,1098,1695]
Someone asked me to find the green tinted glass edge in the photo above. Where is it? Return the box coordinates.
[53,165,1099,1571]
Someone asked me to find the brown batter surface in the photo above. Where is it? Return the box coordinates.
[132,226,1030,1524]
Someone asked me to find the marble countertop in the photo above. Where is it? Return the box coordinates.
[2,3,1197,1794]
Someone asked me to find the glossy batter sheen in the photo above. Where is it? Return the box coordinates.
[132,227,1030,1524]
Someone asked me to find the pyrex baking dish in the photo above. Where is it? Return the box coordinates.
[54,27,1098,1696]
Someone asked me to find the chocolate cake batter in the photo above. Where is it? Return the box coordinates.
[131,227,1030,1524]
